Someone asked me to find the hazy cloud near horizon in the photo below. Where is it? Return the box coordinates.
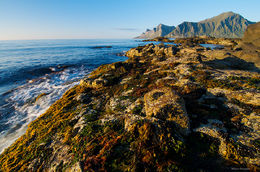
[115,28,140,31]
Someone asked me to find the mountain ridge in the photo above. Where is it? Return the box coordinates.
[136,24,175,39]
[136,12,255,39]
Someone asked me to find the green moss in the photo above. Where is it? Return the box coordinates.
[227,76,260,90]
[84,112,98,122]
[252,138,260,149]
[132,105,145,116]
[115,104,127,111]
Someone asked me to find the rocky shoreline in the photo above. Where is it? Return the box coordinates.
[142,36,241,48]
[1,26,260,171]
[143,33,260,68]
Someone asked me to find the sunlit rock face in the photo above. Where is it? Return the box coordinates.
[243,22,260,48]
[144,87,190,135]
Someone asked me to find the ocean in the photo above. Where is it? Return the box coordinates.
[0,39,148,153]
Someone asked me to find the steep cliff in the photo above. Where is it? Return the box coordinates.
[136,24,175,39]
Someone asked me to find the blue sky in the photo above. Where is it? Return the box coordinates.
[0,0,259,40]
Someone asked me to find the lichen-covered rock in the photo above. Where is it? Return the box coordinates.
[65,162,83,172]
[144,87,190,135]
[125,46,145,58]
[125,43,178,58]
[208,88,260,106]
[243,22,260,48]
[124,114,144,131]
[80,77,109,89]
[194,119,228,156]
[164,46,178,57]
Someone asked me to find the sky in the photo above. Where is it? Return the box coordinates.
[0,0,259,40]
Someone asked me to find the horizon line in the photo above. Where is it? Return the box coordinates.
[0,38,137,41]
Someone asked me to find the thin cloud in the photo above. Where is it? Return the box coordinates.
[115,28,139,31]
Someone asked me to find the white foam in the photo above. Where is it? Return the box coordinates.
[0,66,90,153]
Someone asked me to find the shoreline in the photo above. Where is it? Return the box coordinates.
[0,39,135,154]
[0,37,259,171]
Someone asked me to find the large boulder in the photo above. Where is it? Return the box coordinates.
[234,22,260,67]
[243,22,260,48]
[144,87,190,135]
[125,43,178,58]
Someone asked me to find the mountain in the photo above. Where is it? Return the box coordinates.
[135,24,175,39]
[136,12,255,39]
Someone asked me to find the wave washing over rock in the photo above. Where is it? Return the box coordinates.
[0,67,90,153]
[0,33,260,171]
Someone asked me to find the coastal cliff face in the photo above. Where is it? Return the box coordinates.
[136,12,255,39]
[0,37,260,171]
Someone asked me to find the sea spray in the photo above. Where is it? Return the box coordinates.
[0,66,90,153]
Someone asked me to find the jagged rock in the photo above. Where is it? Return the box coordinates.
[142,37,174,42]
[80,77,108,88]
[125,43,178,58]
[79,78,93,87]
[173,64,193,76]
[106,96,132,112]
[65,162,83,172]
[125,46,145,58]
[195,118,260,166]
[92,78,109,88]
[74,93,90,103]
[194,119,227,155]
[124,114,144,132]
[243,22,260,48]
[208,88,260,106]
[234,22,260,67]
[238,112,260,146]
[164,46,178,56]
[144,87,190,135]
[125,98,144,114]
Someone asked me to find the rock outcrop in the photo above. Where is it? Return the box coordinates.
[0,38,259,171]
[231,22,260,67]
[144,87,190,135]
[243,22,260,48]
